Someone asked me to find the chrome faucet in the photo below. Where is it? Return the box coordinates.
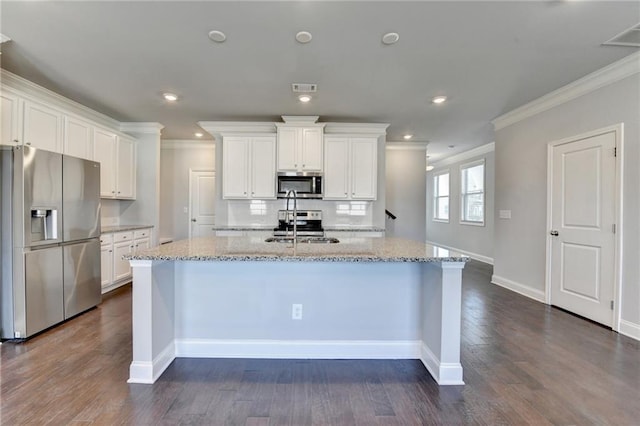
[285,189,298,246]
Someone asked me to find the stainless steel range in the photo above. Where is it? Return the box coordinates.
[273,210,324,237]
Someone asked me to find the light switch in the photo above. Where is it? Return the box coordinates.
[499,210,511,219]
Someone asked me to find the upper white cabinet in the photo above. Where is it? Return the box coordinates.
[276,125,324,172]
[22,100,63,152]
[93,128,136,199]
[324,136,378,200]
[223,136,276,199]
[1,91,20,145]
[64,116,93,160]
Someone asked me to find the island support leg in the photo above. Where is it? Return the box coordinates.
[128,260,176,384]
[420,261,465,385]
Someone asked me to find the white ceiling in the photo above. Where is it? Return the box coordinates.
[1,1,638,160]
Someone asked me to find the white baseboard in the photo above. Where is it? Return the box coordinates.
[491,275,546,303]
[420,342,464,385]
[426,240,493,265]
[128,342,175,384]
[619,319,640,341]
[175,339,421,359]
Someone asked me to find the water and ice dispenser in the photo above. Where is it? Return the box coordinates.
[30,208,58,242]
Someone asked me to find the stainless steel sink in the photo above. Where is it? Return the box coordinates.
[264,236,340,244]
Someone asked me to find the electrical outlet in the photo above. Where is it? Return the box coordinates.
[292,304,303,320]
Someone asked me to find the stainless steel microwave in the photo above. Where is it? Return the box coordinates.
[277,172,323,199]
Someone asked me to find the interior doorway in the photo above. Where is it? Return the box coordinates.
[189,169,216,238]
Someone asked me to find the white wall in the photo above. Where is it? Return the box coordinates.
[385,146,427,241]
[493,72,639,331]
[426,145,495,263]
[159,140,215,241]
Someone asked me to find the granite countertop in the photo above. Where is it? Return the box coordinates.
[211,226,274,231]
[101,225,154,234]
[323,227,385,233]
[125,236,468,263]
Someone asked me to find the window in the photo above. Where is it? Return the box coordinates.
[433,171,449,222]
[460,160,485,225]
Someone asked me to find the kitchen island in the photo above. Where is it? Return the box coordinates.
[125,236,469,385]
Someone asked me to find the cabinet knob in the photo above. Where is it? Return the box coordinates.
[244,192,247,195]
[13,139,19,143]
[26,142,31,145]
[117,191,121,194]
[191,218,197,222]
[112,191,115,194]
[294,164,298,167]
[109,250,112,253]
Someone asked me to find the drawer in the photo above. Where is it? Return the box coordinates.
[134,229,150,239]
[99,234,113,245]
[113,231,134,243]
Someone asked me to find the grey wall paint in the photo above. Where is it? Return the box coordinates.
[426,150,495,262]
[385,148,426,241]
[159,142,215,241]
[494,74,639,325]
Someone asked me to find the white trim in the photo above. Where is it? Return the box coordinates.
[385,141,429,151]
[431,142,494,168]
[491,275,546,303]
[120,122,164,135]
[544,124,624,331]
[188,168,216,239]
[459,158,486,226]
[323,122,389,135]
[175,339,421,359]
[0,34,11,43]
[619,320,640,342]
[426,240,493,265]
[162,139,215,149]
[127,341,175,384]
[198,121,277,139]
[493,52,640,130]
[280,115,320,124]
[420,342,464,385]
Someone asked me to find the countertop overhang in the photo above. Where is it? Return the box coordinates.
[125,236,469,263]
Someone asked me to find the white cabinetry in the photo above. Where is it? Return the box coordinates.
[1,91,20,145]
[223,136,276,199]
[100,234,114,289]
[93,128,136,199]
[22,100,64,152]
[133,229,151,252]
[324,136,378,200]
[64,116,93,160]
[276,126,323,172]
[113,232,133,282]
[100,227,153,294]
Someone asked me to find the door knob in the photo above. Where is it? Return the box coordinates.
[550,230,559,236]
[191,218,197,222]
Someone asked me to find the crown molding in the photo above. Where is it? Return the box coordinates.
[120,122,164,135]
[0,34,11,44]
[324,122,389,135]
[386,141,429,151]
[161,139,215,149]
[431,142,495,168]
[493,52,640,130]
[0,69,121,130]
[198,121,277,139]
[281,115,320,124]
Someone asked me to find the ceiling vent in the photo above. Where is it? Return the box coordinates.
[603,23,640,47]
[292,83,317,93]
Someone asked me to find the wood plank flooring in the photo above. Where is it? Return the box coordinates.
[1,261,638,425]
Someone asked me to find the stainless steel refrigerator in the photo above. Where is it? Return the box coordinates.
[1,145,101,339]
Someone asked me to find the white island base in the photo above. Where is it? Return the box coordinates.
[127,259,466,386]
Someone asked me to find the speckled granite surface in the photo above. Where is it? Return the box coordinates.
[125,236,468,263]
[101,225,153,234]
[323,227,385,233]
[212,226,274,231]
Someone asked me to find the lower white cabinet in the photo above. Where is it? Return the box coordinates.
[100,227,152,293]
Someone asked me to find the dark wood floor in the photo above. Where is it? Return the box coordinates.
[2,261,639,425]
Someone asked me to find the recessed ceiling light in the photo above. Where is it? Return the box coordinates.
[208,30,226,43]
[296,31,313,44]
[432,96,447,104]
[382,32,400,45]
[426,165,435,172]
[403,134,413,140]
[195,132,203,138]
[163,93,178,102]
[448,145,455,149]
[298,94,312,103]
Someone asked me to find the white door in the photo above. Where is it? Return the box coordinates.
[251,137,276,199]
[301,128,323,171]
[23,100,63,153]
[351,137,377,200]
[64,117,93,160]
[190,170,216,238]
[549,130,616,326]
[323,137,350,200]
[1,92,20,145]
[222,137,249,198]
[116,137,136,199]
[93,128,117,197]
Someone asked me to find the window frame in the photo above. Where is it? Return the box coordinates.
[432,169,450,223]
[459,159,485,226]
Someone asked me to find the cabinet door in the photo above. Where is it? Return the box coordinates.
[1,92,20,145]
[113,240,133,281]
[301,128,323,171]
[116,137,136,199]
[223,137,250,198]
[277,128,298,171]
[93,128,117,197]
[323,137,350,200]
[23,100,63,152]
[64,116,93,160]
[251,136,276,199]
[134,237,150,252]
[100,244,113,288]
[350,137,377,200]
